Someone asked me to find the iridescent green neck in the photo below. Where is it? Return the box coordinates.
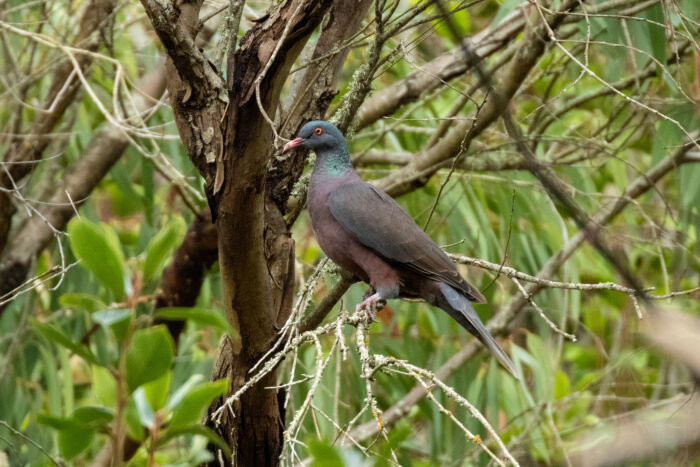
[313,148,353,177]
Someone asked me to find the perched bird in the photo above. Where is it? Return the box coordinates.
[284,121,518,377]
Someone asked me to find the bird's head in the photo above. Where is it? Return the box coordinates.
[283,121,347,154]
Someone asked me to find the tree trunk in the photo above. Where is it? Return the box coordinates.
[139,0,351,464]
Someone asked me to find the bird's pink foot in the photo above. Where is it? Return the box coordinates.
[356,293,382,323]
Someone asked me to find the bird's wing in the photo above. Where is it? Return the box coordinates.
[327,182,486,303]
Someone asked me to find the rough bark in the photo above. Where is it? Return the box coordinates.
[211,4,330,464]
[269,0,374,212]
[139,0,350,464]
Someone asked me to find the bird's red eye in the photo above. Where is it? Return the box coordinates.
[314,127,322,135]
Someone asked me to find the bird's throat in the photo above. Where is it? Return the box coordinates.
[313,149,353,177]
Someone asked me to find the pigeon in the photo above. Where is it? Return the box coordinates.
[284,121,518,377]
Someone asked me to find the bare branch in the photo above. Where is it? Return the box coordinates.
[0,0,118,252]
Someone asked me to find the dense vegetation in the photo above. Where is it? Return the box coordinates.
[0,0,698,465]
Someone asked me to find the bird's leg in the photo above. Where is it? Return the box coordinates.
[356,284,397,323]
[356,293,381,323]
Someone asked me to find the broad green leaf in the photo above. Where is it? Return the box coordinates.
[169,379,228,429]
[32,319,98,365]
[133,388,155,428]
[67,217,126,299]
[36,414,82,431]
[92,308,131,340]
[166,374,205,410]
[60,427,94,460]
[155,307,235,336]
[37,414,95,460]
[143,371,171,412]
[142,215,187,281]
[73,406,113,431]
[158,425,231,459]
[92,309,131,327]
[125,398,146,442]
[92,365,117,406]
[125,325,174,392]
[308,440,344,467]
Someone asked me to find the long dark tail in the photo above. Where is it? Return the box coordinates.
[438,283,519,379]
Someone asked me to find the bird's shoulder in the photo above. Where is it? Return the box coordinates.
[326,181,487,304]
[326,181,441,262]
[326,181,413,222]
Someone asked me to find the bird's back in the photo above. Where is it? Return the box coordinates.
[326,181,486,304]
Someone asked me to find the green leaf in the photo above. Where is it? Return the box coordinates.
[553,370,570,400]
[492,0,521,28]
[143,371,171,411]
[63,427,95,459]
[166,374,204,410]
[169,379,228,429]
[36,414,82,431]
[643,4,666,67]
[142,215,187,281]
[59,293,106,313]
[308,440,345,467]
[73,406,114,431]
[105,181,143,217]
[32,319,98,365]
[155,307,235,336]
[37,414,95,460]
[92,365,117,406]
[124,397,146,442]
[92,308,131,340]
[92,309,131,327]
[67,217,126,299]
[158,425,231,459]
[125,325,174,392]
[133,388,155,428]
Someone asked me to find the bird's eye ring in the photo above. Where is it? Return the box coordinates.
[314,127,323,135]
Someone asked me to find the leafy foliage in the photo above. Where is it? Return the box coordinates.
[0,0,698,465]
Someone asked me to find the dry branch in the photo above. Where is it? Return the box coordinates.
[0,9,223,314]
[355,0,528,131]
[354,0,662,132]
[0,63,167,310]
[0,0,118,252]
[376,0,579,197]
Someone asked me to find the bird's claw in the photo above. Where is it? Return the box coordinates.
[356,293,384,324]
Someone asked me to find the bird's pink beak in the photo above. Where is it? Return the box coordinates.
[283,137,304,151]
